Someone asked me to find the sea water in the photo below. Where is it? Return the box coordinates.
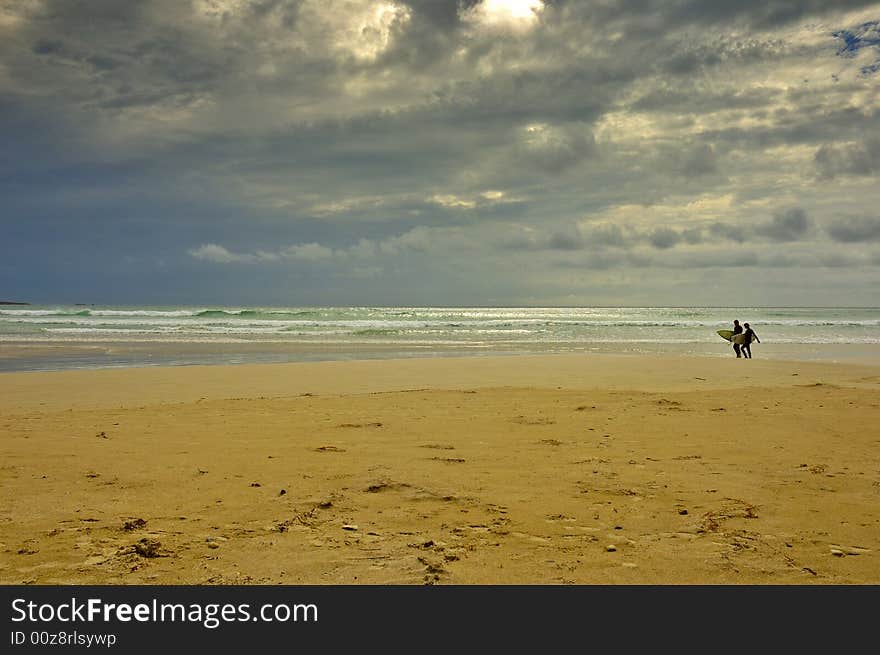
[1,305,878,371]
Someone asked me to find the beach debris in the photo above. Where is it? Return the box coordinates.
[678,509,689,516]
[832,545,870,556]
[698,499,759,532]
[134,538,163,558]
[123,518,147,531]
[278,489,287,496]
[281,498,336,530]
[250,482,261,487]
[342,524,358,531]
[96,431,109,439]
[511,415,555,425]
[366,482,388,493]
[418,555,446,575]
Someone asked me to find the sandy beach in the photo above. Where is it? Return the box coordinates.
[1,353,879,585]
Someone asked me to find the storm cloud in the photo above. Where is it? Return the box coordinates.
[1,0,879,306]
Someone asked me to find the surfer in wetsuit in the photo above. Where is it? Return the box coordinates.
[732,319,743,358]
[741,323,760,359]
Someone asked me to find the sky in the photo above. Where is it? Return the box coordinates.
[1,0,879,307]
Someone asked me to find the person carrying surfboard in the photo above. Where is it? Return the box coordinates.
[732,319,743,358]
[741,323,760,359]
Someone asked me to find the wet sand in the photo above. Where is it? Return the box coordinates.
[1,354,879,584]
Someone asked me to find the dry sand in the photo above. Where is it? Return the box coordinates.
[1,353,879,584]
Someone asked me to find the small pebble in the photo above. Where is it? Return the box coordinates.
[830,548,845,557]
[606,544,617,552]
[342,524,358,531]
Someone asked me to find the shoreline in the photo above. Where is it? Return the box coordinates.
[2,339,880,374]
[3,351,880,411]
[2,353,879,584]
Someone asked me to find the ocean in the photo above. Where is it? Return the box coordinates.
[1,305,878,371]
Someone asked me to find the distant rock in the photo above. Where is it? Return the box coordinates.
[134,538,163,558]
[123,518,147,531]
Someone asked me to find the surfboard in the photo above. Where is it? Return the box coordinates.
[717,329,734,342]
[718,330,748,345]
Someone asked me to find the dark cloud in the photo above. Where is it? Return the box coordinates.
[1,0,878,304]
[516,122,596,174]
[551,0,880,51]
[756,208,811,242]
[648,228,682,249]
[709,223,749,243]
[585,224,630,248]
[681,228,704,244]
[547,223,586,250]
[814,139,880,178]
[604,0,879,29]
[827,216,880,243]
[672,143,719,178]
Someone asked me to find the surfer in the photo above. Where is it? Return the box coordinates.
[732,319,743,358]
[741,323,760,359]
